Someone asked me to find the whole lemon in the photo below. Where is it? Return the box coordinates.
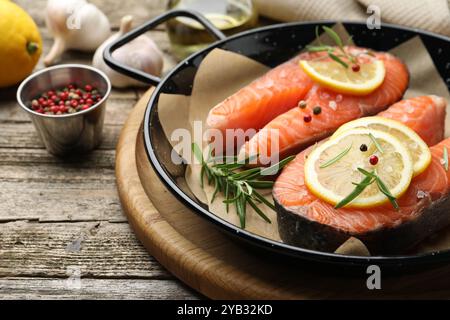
[0,0,42,88]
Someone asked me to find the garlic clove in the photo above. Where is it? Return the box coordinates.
[92,15,164,88]
[44,0,111,66]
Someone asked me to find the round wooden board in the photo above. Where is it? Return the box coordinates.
[116,89,450,299]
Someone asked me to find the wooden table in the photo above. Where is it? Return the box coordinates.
[0,0,200,299]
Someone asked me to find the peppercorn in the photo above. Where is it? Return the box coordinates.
[360,144,368,152]
[28,83,102,115]
[352,64,360,72]
[298,100,307,109]
[313,106,322,115]
[303,114,312,123]
[369,155,379,165]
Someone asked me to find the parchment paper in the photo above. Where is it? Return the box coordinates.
[158,24,450,256]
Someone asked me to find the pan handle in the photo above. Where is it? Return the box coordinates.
[103,9,227,86]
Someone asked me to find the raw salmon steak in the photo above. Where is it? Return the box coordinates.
[239,49,409,164]
[206,52,313,145]
[272,96,447,254]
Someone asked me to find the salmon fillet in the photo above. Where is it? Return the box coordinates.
[206,52,314,151]
[273,96,447,254]
[240,49,409,164]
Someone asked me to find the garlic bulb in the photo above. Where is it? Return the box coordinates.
[44,0,111,66]
[92,15,163,88]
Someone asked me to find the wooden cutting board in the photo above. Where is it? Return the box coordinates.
[115,89,450,299]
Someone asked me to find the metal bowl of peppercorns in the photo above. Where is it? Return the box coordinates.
[16,64,111,156]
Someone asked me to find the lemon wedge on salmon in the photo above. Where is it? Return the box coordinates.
[332,117,431,177]
[304,128,413,208]
[299,59,385,95]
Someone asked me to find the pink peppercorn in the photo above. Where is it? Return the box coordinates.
[369,155,379,165]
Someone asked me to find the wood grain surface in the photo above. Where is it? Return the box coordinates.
[0,0,198,299]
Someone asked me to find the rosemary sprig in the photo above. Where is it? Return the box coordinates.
[443,146,449,171]
[368,133,384,153]
[319,143,352,168]
[359,168,399,210]
[335,168,399,209]
[192,143,294,228]
[335,172,374,209]
[307,26,359,69]
[322,26,344,53]
[328,52,349,68]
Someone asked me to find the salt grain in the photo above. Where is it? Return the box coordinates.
[329,101,337,110]
[320,92,330,100]
[416,190,427,199]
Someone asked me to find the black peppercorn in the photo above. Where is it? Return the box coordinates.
[313,106,322,115]
[360,144,368,152]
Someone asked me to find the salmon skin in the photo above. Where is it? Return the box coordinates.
[272,96,447,254]
[240,48,409,164]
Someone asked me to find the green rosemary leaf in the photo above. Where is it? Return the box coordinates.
[315,25,322,46]
[248,198,271,223]
[243,181,253,196]
[197,146,282,228]
[443,146,448,171]
[213,162,244,171]
[211,176,220,203]
[192,143,204,164]
[357,167,375,177]
[231,167,261,180]
[199,165,205,188]
[247,180,275,189]
[322,26,344,49]
[253,191,276,211]
[306,45,331,52]
[375,176,399,210]
[236,195,246,228]
[235,197,243,228]
[224,180,229,212]
[335,174,374,209]
[193,143,211,187]
[351,180,374,187]
[205,166,213,184]
[223,187,242,204]
[328,52,349,68]
[257,155,296,177]
[360,168,399,210]
[320,144,352,168]
[368,133,384,153]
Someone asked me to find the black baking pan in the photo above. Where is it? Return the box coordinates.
[104,9,450,269]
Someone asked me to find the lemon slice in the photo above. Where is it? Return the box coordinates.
[305,128,413,208]
[332,117,431,177]
[299,59,385,95]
